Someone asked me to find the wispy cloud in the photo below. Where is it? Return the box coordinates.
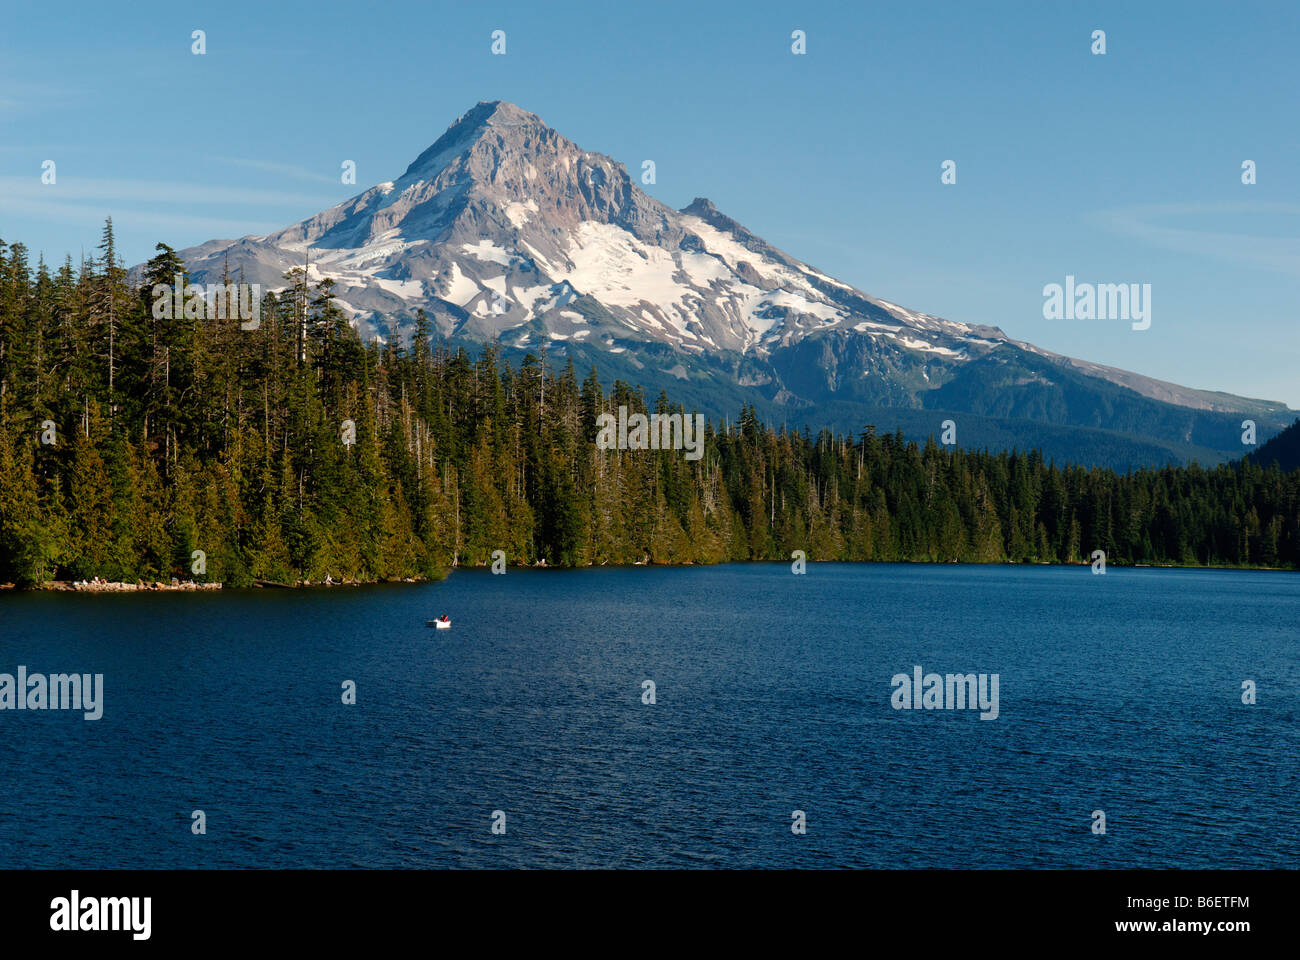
[1087,202,1300,275]
[213,156,341,185]
[0,175,319,240]
[0,194,282,238]
[0,175,341,208]
[0,80,86,117]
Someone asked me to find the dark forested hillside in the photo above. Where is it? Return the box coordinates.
[1249,417,1300,473]
[1,222,1298,588]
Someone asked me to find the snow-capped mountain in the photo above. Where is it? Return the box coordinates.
[162,100,1293,467]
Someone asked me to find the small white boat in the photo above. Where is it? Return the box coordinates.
[427,618,452,629]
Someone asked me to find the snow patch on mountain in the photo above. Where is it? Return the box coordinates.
[461,240,514,267]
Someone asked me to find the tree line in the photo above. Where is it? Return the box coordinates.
[0,220,1297,588]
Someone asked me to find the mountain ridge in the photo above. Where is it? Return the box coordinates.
[142,99,1293,468]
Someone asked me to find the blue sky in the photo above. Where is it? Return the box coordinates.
[2,0,1297,405]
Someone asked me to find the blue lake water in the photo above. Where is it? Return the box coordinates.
[1,563,1297,869]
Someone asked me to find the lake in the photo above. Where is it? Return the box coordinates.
[1,563,1297,868]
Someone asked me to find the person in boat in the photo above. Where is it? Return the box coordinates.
[439,615,449,622]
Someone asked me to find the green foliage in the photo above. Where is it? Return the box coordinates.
[0,222,1297,586]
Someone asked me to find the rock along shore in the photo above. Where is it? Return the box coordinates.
[40,579,223,593]
[1,575,436,592]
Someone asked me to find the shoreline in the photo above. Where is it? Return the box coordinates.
[2,558,1295,593]
[0,576,432,593]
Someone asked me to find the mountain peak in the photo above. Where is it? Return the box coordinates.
[682,197,717,216]
[401,100,548,180]
[462,99,543,129]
